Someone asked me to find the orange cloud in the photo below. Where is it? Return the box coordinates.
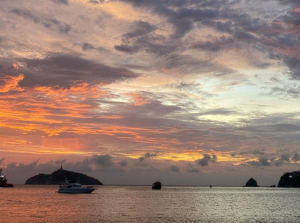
[12,63,19,69]
[294,7,300,12]
[0,79,114,139]
[35,82,107,102]
[126,91,150,106]
[0,74,24,93]
[0,73,258,163]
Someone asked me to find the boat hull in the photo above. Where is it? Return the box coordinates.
[0,183,14,187]
[152,185,161,190]
[58,188,94,193]
[152,181,162,190]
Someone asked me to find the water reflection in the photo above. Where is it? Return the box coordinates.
[1,186,300,222]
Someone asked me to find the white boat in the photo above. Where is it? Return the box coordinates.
[58,179,95,193]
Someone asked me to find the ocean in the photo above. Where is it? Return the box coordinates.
[0,185,299,222]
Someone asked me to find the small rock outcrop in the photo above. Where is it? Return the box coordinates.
[244,178,258,187]
[25,167,103,185]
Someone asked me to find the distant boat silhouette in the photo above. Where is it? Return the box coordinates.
[0,168,14,187]
[152,181,161,190]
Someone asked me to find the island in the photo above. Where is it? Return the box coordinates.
[278,171,300,187]
[244,178,259,187]
[25,167,103,185]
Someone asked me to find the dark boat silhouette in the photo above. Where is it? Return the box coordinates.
[0,168,14,187]
[152,181,161,190]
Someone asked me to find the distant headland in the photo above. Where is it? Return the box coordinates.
[278,170,300,187]
[25,166,103,185]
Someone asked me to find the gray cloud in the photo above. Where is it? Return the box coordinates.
[55,159,66,165]
[232,150,265,157]
[239,123,300,133]
[64,159,92,172]
[233,28,256,40]
[82,42,107,52]
[6,160,40,171]
[10,8,71,33]
[53,0,69,5]
[274,153,290,166]
[114,44,139,54]
[292,152,300,161]
[170,17,194,39]
[82,42,95,51]
[196,154,217,167]
[59,24,71,33]
[259,156,272,166]
[266,124,300,132]
[198,108,236,116]
[89,0,104,4]
[115,34,181,56]
[192,36,235,52]
[139,152,157,162]
[271,34,300,47]
[186,162,201,173]
[11,8,40,23]
[277,0,300,6]
[119,160,128,167]
[113,0,300,82]
[282,56,300,80]
[163,54,234,75]
[20,54,139,87]
[282,11,300,26]
[246,156,271,167]
[117,0,265,40]
[243,149,300,167]
[123,21,157,40]
[91,154,114,168]
[235,14,266,33]
[0,158,5,165]
[115,20,158,53]
[258,3,300,80]
[170,165,180,172]
[144,152,157,159]
[186,167,200,173]
[131,1,220,38]
[202,20,234,33]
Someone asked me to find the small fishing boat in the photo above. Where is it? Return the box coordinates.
[152,181,161,190]
[0,168,14,187]
[58,179,94,193]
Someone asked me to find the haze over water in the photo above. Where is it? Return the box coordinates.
[1,186,300,223]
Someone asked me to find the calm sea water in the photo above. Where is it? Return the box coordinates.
[0,185,300,222]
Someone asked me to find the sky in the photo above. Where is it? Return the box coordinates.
[1,0,300,186]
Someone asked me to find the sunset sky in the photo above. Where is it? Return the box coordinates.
[1,0,300,185]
